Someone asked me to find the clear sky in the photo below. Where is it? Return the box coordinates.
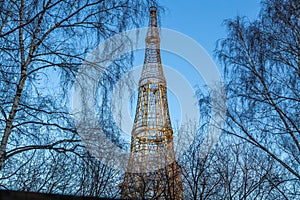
[159,0,261,57]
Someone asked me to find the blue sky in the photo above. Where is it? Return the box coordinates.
[160,0,261,57]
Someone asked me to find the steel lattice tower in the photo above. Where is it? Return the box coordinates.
[121,7,183,200]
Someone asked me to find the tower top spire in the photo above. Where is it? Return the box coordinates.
[149,6,157,25]
[149,6,157,12]
[146,6,159,42]
[139,6,165,86]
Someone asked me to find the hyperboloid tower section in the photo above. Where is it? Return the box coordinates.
[121,7,183,200]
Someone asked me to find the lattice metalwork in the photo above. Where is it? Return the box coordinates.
[121,7,183,200]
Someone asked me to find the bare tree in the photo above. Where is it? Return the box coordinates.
[180,131,293,199]
[215,0,300,198]
[179,85,297,199]
[0,0,159,197]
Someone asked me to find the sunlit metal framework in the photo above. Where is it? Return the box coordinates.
[121,7,183,200]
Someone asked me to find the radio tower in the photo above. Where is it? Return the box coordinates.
[121,7,183,199]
